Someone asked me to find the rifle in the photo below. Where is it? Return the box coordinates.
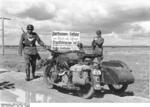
[20,27,25,49]
[21,27,25,33]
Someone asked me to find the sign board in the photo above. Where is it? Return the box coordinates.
[51,31,80,50]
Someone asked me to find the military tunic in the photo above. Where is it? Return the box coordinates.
[19,32,46,55]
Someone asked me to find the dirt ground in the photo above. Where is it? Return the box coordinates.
[0,47,150,103]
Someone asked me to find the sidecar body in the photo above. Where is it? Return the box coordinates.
[102,60,135,85]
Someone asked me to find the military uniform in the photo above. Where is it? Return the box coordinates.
[92,36,104,62]
[92,30,104,85]
[18,31,47,81]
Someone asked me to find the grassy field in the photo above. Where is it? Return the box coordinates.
[0,46,149,98]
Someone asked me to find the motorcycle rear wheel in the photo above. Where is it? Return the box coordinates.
[108,84,128,94]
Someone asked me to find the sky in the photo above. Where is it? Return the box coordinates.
[0,0,150,46]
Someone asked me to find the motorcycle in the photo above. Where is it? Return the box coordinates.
[38,49,135,99]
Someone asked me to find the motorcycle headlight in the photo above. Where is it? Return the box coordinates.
[92,69,101,75]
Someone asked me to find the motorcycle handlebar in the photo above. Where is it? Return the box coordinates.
[47,48,101,59]
[46,48,81,55]
[46,48,61,54]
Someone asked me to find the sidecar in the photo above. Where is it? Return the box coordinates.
[101,60,135,93]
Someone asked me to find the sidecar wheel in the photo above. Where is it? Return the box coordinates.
[43,65,54,89]
[108,84,128,94]
[77,83,94,99]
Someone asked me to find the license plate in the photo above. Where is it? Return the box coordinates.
[92,69,101,75]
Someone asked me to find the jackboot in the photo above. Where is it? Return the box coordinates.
[26,70,30,81]
[31,58,36,79]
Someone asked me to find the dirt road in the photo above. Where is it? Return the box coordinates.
[0,71,149,103]
[0,47,149,103]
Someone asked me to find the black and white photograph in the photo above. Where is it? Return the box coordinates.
[0,0,150,105]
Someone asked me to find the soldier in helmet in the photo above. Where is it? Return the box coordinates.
[77,42,85,62]
[18,24,50,81]
[92,29,104,64]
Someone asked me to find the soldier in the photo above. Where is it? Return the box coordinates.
[18,24,49,81]
[92,29,104,64]
[77,42,85,62]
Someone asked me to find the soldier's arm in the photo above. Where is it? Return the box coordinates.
[95,38,104,46]
[18,33,24,56]
[36,34,48,49]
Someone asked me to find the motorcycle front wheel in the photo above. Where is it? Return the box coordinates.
[108,84,128,94]
[44,65,56,89]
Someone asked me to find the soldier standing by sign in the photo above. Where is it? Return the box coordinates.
[92,29,104,64]
[18,24,49,81]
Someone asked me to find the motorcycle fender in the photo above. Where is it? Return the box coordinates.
[36,59,52,69]
[102,67,134,84]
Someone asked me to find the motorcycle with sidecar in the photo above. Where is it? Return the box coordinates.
[38,49,134,99]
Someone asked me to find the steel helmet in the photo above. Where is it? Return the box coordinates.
[27,24,34,30]
[77,42,83,49]
[96,30,101,35]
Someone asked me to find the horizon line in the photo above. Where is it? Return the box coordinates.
[0,45,150,47]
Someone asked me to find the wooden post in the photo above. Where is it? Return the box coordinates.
[2,17,4,55]
[0,17,11,55]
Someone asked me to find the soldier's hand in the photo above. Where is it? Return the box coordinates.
[45,45,51,50]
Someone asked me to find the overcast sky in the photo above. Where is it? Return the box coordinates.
[0,0,150,46]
